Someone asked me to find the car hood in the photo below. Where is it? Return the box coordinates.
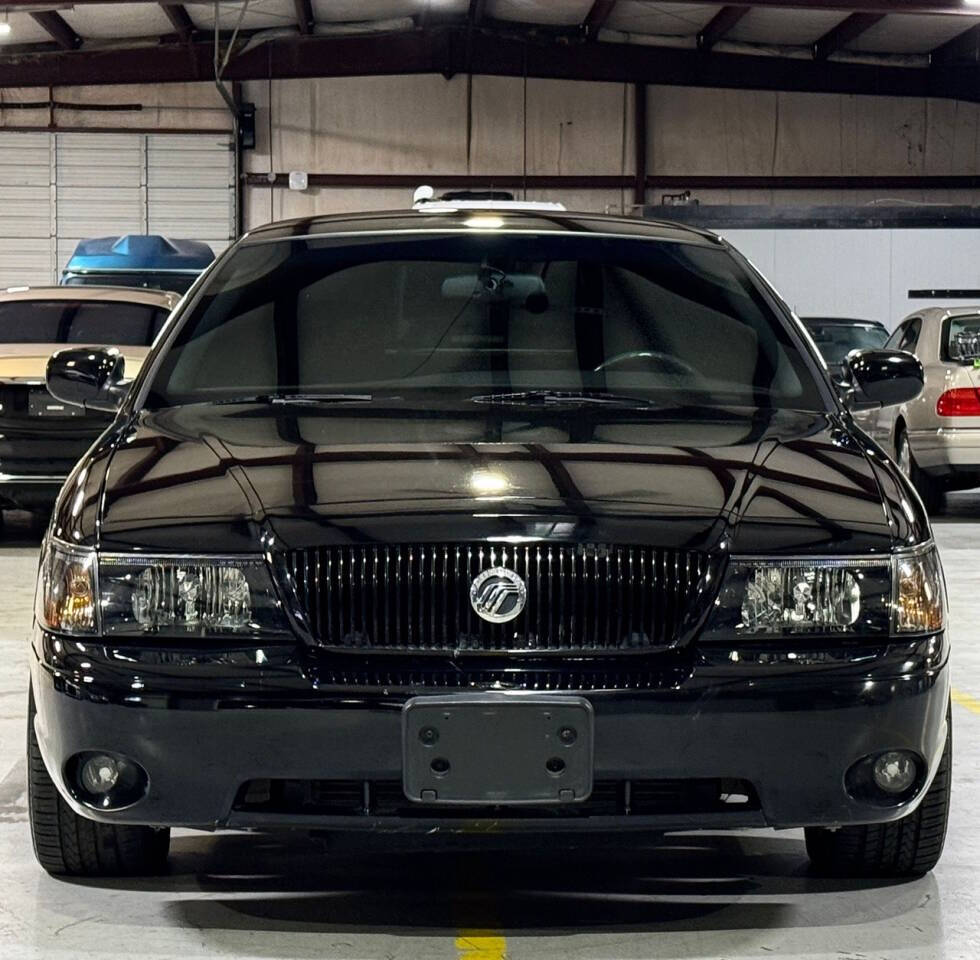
[90,402,916,555]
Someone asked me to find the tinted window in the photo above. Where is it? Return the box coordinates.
[803,322,888,366]
[899,318,921,353]
[0,300,170,346]
[885,324,905,350]
[149,234,824,411]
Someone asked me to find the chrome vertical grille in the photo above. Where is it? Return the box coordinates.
[283,543,711,655]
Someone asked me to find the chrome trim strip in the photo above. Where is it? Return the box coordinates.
[732,540,936,562]
[0,474,65,483]
[730,556,891,566]
[240,228,718,247]
[62,268,201,275]
[98,552,267,564]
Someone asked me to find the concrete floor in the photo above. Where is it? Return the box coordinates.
[1,506,978,960]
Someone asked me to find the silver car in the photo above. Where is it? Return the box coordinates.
[855,306,980,511]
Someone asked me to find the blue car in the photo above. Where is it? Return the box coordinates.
[61,234,215,295]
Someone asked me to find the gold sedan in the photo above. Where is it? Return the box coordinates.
[0,285,179,520]
[855,306,980,512]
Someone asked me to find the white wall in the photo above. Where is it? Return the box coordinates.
[0,83,231,131]
[5,75,976,326]
[236,73,980,330]
[241,74,633,228]
[722,228,980,330]
[240,75,980,229]
[5,74,980,224]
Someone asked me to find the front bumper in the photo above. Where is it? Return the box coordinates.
[0,426,102,509]
[30,631,950,834]
[0,474,65,510]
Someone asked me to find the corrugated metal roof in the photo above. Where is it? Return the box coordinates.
[1,1,979,61]
[606,2,719,38]
[727,8,849,47]
[847,14,980,54]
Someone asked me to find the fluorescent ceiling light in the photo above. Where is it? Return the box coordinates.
[464,216,505,229]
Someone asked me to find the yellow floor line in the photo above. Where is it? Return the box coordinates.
[455,930,507,960]
[951,688,980,715]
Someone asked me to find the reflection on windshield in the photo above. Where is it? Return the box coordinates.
[148,234,824,412]
[804,323,888,366]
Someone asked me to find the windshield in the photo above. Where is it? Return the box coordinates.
[0,300,171,346]
[803,321,888,366]
[62,272,196,295]
[147,234,824,411]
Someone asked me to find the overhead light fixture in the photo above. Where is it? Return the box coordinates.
[0,14,11,38]
[464,216,505,230]
[469,470,511,495]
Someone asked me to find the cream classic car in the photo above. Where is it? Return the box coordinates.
[0,285,179,518]
[855,306,980,512]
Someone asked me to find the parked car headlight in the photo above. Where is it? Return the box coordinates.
[892,548,945,634]
[37,540,291,638]
[36,540,98,635]
[703,546,944,638]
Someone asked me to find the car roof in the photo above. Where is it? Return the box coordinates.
[62,235,214,274]
[801,317,886,328]
[241,208,723,247]
[0,285,180,309]
[903,306,980,322]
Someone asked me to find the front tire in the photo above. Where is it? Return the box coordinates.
[897,428,944,514]
[27,689,170,877]
[805,712,951,878]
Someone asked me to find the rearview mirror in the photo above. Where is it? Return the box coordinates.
[47,347,127,414]
[442,269,547,304]
[842,349,923,409]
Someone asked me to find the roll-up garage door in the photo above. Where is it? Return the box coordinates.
[0,130,234,288]
[55,133,145,277]
[147,134,235,257]
[0,132,55,288]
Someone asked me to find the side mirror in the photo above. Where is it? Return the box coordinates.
[46,347,127,414]
[842,349,923,409]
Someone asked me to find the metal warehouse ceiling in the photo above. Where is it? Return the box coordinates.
[3,1,980,96]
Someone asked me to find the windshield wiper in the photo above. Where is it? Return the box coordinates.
[212,393,374,406]
[470,390,659,408]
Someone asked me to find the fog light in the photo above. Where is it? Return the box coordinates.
[872,751,918,795]
[69,751,148,809]
[80,754,120,795]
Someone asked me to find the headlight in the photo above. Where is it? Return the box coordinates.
[893,548,944,634]
[703,546,944,639]
[37,540,291,639]
[36,540,98,635]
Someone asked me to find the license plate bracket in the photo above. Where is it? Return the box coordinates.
[28,389,84,418]
[402,694,593,805]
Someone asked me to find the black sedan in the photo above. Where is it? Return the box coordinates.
[28,208,950,880]
[801,316,889,367]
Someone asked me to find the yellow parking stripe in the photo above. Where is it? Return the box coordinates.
[951,689,980,715]
[455,931,507,960]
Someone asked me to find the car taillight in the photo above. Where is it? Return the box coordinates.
[936,388,980,416]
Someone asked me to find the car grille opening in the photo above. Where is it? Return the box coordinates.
[233,778,759,818]
[310,656,694,691]
[282,543,713,656]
